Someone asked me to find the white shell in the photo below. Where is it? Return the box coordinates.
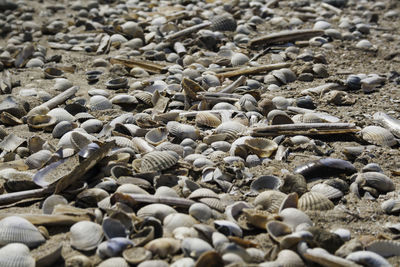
[70,221,104,251]
[361,126,397,147]
[0,216,45,248]
[0,243,35,267]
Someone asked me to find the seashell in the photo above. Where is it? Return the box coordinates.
[0,216,45,248]
[199,197,225,212]
[361,126,397,147]
[137,204,177,221]
[181,237,214,259]
[272,96,289,110]
[0,243,35,267]
[44,67,64,79]
[25,149,53,169]
[54,78,72,91]
[362,163,383,173]
[70,131,93,151]
[294,158,357,180]
[267,110,294,125]
[216,121,247,139]
[254,190,287,212]
[81,119,103,133]
[244,138,278,158]
[140,150,179,173]
[90,95,113,111]
[266,221,292,243]
[144,238,181,258]
[366,240,400,258]
[302,112,340,123]
[304,247,357,267]
[166,121,200,140]
[356,172,395,193]
[170,258,195,267]
[195,112,221,128]
[98,257,129,267]
[76,188,109,208]
[123,247,152,265]
[47,108,75,123]
[211,14,237,32]
[250,175,282,192]
[42,194,68,214]
[275,249,304,267]
[214,220,243,237]
[135,91,153,106]
[111,94,137,105]
[189,203,212,222]
[188,188,219,200]
[27,114,57,129]
[231,53,249,67]
[102,218,129,240]
[193,158,214,169]
[381,199,400,214]
[373,112,400,138]
[70,221,104,251]
[52,121,77,138]
[0,111,23,126]
[311,183,343,200]
[346,251,390,266]
[278,208,313,230]
[195,250,224,267]
[238,94,258,112]
[298,192,334,211]
[105,78,128,90]
[145,127,168,145]
[212,102,238,111]
[163,213,198,234]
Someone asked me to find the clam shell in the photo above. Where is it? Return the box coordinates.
[361,126,397,146]
[42,194,68,214]
[254,190,287,212]
[144,238,181,258]
[267,110,294,125]
[195,112,221,128]
[238,94,258,112]
[0,216,45,248]
[214,220,243,237]
[181,237,214,259]
[135,92,153,106]
[70,221,104,251]
[27,114,57,129]
[280,173,307,197]
[0,243,35,267]
[244,138,278,157]
[98,257,129,267]
[266,221,292,243]
[366,240,400,257]
[311,183,343,200]
[278,208,313,230]
[346,251,390,266]
[199,197,225,212]
[357,172,395,193]
[166,121,200,140]
[231,53,249,67]
[47,108,75,123]
[275,249,304,267]
[25,149,53,169]
[216,121,247,139]
[188,188,219,199]
[211,14,237,32]
[298,192,334,211]
[81,119,103,133]
[302,112,340,123]
[52,121,76,138]
[140,151,179,173]
[163,213,198,234]
[137,204,177,221]
[123,247,152,265]
[90,96,113,111]
[105,78,128,90]
[250,175,282,192]
[145,127,168,145]
[381,199,400,214]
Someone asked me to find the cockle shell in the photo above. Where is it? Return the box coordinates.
[298,192,334,211]
[356,172,395,193]
[139,151,179,173]
[25,149,53,169]
[195,112,221,128]
[145,127,168,145]
[311,183,343,200]
[211,14,237,32]
[361,126,397,147]
[0,216,45,248]
[0,243,35,267]
[167,121,200,140]
[216,121,247,139]
[254,190,287,213]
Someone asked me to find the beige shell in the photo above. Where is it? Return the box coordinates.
[145,127,168,145]
[361,126,397,147]
[278,208,313,230]
[203,133,227,144]
[366,240,400,258]
[298,192,334,211]
[135,91,153,106]
[199,197,225,212]
[254,190,287,213]
[195,112,222,128]
[275,249,304,267]
[27,114,57,129]
[166,121,200,140]
[140,151,179,173]
[188,188,219,199]
[356,172,395,193]
[311,183,343,200]
[70,221,104,251]
[144,238,181,258]
[216,121,247,139]
[137,204,177,221]
[123,247,152,265]
[0,216,45,248]
[244,138,278,158]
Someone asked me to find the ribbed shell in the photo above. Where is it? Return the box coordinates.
[244,138,278,158]
[199,197,225,212]
[211,14,237,32]
[70,221,104,251]
[25,149,53,169]
[0,216,45,248]
[216,121,247,139]
[231,53,249,67]
[358,172,395,193]
[166,121,200,140]
[107,136,136,150]
[238,94,258,112]
[361,126,397,147]
[254,190,287,213]
[47,108,75,123]
[366,240,400,257]
[89,95,112,110]
[0,243,35,267]
[145,127,168,145]
[134,91,153,106]
[311,183,343,200]
[140,151,179,172]
[98,257,129,267]
[298,192,334,211]
[195,112,221,128]
[188,188,219,199]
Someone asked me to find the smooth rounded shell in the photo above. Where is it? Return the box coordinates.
[70,221,104,251]
[245,138,278,158]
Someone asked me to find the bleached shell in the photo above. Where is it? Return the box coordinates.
[163,213,198,234]
[298,192,334,211]
[254,190,287,213]
[70,221,104,251]
[188,188,219,199]
[123,247,152,265]
[358,172,395,193]
[381,199,400,214]
[181,237,214,259]
[47,108,75,123]
[310,183,343,200]
[42,194,68,214]
[212,102,238,111]
[25,149,53,169]
[52,121,76,138]
[0,216,45,248]
[366,240,400,257]
[231,53,249,67]
[195,112,221,128]
[90,95,113,110]
[27,114,57,129]
[250,175,282,192]
[167,121,200,140]
[199,197,225,212]
[244,138,278,158]
[216,121,247,139]
[111,94,137,105]
[238,94,258,112]
[189,203,212,222]
[302,112,340,123]
[98,257,129,267]
[275,249,304,267]
[140,151,179,172]
[145,127,168,145]
[81,119,103,133]
[144,238,181,258]
[137,204,177,221]
[0,243,35,267]
[266,221,292,243]
[361,126,397,146]
[211,14,237,32]
[278,208,313,230]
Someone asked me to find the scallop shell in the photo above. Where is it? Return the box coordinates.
[211,14,237,32]
[298,192,334,211]
[145,127,168,145]
[25,149,53,169]
[0,216,45,248]
[254,190,287,213]
[366,240,400,258]
[195,112,222,128]
[311,183,343,200]
[0,243,35,267]
[216,121,247,139]
[140,151,179,173]
[166,121,200,140]
[357,172,395,193]
[70,221,104,251]
[188,188,219,199]
[137,204,177,221]
[361,126,397,147]
[231,53,249,67]
[244,138,278,157]
[27,114,57,129]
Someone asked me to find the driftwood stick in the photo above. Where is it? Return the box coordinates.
[0,213,92,226]
[164,22,211,42]
[110,57,169,74]
[111,192,196,208]
[249,29,324,47]
[0,187,52,206]
[216,63,291,79]
[251,123,359,137]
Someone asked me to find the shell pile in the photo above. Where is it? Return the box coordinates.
[0,0,400,266]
